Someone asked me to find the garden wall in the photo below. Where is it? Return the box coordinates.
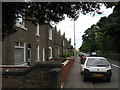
[1,61,61,89]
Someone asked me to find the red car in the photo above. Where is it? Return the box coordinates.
[81,56,86,64]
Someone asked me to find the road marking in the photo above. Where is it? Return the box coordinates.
[112,64,120,68]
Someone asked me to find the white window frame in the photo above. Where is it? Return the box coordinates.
[14,41,26,64]
[43,48,45,61]
[49,47,52,59]
[49,29,52,40]
[63,40,65,46]
[24,43,26,62]
[36,23,40,37]
[58,46,60,55]
[15,14,27,30]
[36,45,40,62]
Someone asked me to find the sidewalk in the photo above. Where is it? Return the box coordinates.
[63,54,91,88]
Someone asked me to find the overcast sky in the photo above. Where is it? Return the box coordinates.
[56,5,114,50]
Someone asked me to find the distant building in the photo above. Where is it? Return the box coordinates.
[2,19,68,66]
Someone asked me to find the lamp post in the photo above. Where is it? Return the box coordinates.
[74,20,76,59]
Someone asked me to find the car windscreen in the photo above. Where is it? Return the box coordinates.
[86,58,109,66]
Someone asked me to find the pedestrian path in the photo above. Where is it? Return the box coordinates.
[63,54,92,88]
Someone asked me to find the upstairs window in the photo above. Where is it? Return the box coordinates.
[63,40,65,46]
[58,46,60,55]
[49,47,52,59]
[49,29,52,40]
[36,23,40,36]
[15,14,27,30]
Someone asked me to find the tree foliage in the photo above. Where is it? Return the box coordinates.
[67,38,73,51]
[2,2,26,39]
[2,2,110,40]
[80,2,120,53]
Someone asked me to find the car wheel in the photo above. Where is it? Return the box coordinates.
[81,72,83,75]
[106,78,111,82]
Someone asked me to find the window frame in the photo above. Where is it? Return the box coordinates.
[43,48,45,61]
[49,29,52,40]
[36,23,40,37]
[58,46,60,55]
[49,47,52,59]
[36,45,40,62]
[15,14,27,30]
[14,41,26,65]
[63,40,65,46]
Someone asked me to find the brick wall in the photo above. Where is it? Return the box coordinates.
[1,61,61,89]
[61,58,74,84]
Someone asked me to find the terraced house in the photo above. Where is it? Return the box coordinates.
[2,18,68,66]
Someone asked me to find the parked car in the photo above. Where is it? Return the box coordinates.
[80,57,112,82]
[91,52,97,56]
[80,55,86,64]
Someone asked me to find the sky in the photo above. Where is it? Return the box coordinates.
[56,5,114,50]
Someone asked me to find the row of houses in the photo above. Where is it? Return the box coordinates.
[2,19,68,66]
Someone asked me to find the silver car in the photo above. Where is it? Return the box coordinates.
[81,57,112,82]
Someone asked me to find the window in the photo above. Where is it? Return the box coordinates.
[27,48,31,60]
[63,40,65,46]
[86,58,109,66]
[15,14,27,30]
[27,44,31,65]
[43,48,45,61]
[49,47,52,59]
[36,23,40,36]
[58,46,60,55]
[49,29,52,40]
[36,45,40,62]
[14,41,26,65]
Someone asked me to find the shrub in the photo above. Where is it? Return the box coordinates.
[96,50,104,56]
[59,53,67,58]
[59,52,74,58]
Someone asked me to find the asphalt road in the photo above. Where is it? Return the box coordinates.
[63,54,119,89]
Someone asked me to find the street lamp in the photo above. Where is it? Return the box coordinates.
[74,20,76,59]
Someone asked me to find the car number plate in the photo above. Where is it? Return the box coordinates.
[93,74,103,77]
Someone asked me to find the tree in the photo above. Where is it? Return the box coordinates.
[80,2,120,53]
[2,2,112,40]
[96,2,120,52]
[2,2,26,39]
[67,38,73,52]
[80,24,99,52]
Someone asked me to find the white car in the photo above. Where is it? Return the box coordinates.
[80,57,112,82]
[91,52,97,56]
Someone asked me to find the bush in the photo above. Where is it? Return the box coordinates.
[59,52,74,58]
[96,50,104,56]
[59,53,67,58]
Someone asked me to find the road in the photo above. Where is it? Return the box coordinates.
[63,54,119,89]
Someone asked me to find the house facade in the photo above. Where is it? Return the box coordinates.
[2,20,68,66]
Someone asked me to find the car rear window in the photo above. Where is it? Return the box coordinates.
[86,58,109,66]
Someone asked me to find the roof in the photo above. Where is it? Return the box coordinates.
[86,57,106,59]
